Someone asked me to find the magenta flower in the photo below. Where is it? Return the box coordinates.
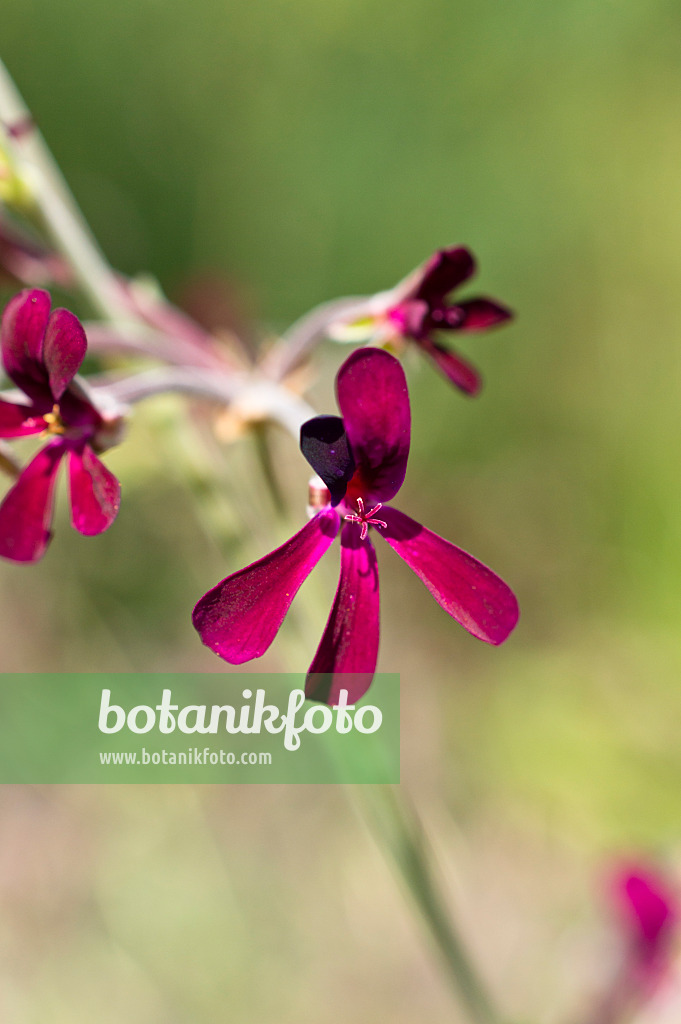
[615,865,678,986]
[193,347,518,703]
[384,247,512,394]
[0,289,122,563]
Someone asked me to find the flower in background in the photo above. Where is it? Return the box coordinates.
[0,289,123,563]
[615,864,678,992]
[330,247,512,395]
[193,347,518,703]
[587,863,680,1024]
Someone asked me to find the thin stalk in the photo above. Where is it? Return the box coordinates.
[252,422,287,518]
[84,322,228,370]
[358,786,504,1024]
[94,366,316,440]
[263,295,373,380]
[0,440,20,479]
[0,58,129,321]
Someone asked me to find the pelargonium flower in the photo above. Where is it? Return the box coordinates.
[615,864,678,987]
[0,288,123,563]
[193,347,518,703]
[332,247,512,395]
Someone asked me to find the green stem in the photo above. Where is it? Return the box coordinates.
[0,58,129,321]
[358,785,504,1024]
[0,439,20,479]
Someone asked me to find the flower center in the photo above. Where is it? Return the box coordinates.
[42,404,65,436]
[429,305,465,328]
[344,497,387,541]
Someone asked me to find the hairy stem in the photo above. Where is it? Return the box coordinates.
[0,59,130,321]
[263,295,373,380]
[84,323,227,370]
[95,366,316,439]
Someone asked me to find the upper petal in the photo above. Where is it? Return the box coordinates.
[379,506,518,645]
[192,507,341,664]
[1,288,52,402]
[414,247,476,303]
[306,523,380,704]
[68,443,121,536]
[43,308,88,399]
[0,440,64,563]
[456,298,513,332]
[336,348,410,502]
[300,415,356,506]
[0,397,46,437]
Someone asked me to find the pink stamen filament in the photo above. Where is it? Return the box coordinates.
[344,497,387,540]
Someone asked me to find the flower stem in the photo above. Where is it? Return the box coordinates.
[0,440,20,479]
[262,295,373,380]
[357,785,505,1024]
[0,58,129,321]
[83,323,226,370]
[94,365,316,439]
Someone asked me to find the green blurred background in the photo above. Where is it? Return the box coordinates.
[1,0,681,1020]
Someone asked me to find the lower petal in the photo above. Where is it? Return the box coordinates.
[193,507,341,664]
[419,338,482,395]
[379,506,518,645]
[0,398,45,438]
[0,441,64,563]
[68,444,121,536]
[307,523,380,704]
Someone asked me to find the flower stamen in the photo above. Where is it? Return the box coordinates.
[42,403,65,436]
[344,497,388,541]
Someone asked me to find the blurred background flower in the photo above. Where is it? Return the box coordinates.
[2,0,681,1021]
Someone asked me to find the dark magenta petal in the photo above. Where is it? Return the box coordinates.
[0,288,52,401]
[0,398,45,437]
[300,415,355,506]
[193,508,341,663]
[618,868,677,953]
[388,298,430,339]
[415,247,476,302]
[379,506,518,644]
[336,348,410,502]
[306,523,380,704]
[0,440,64,563]
[68,444,121,536]
[456,298,513,332]
[419,338,482,395]
[43,308,87,399]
